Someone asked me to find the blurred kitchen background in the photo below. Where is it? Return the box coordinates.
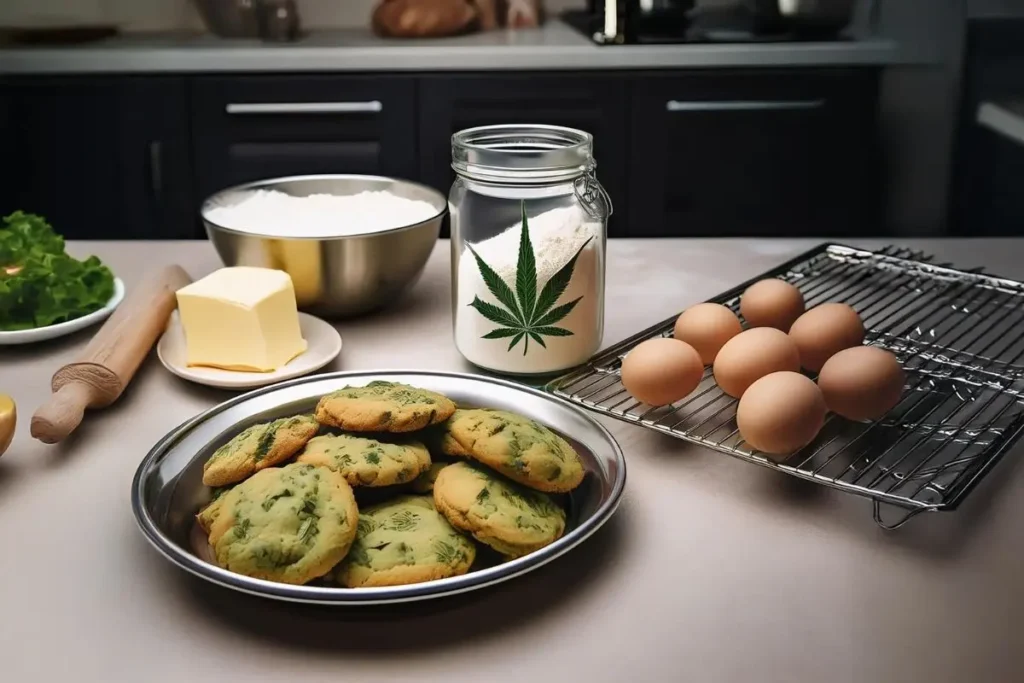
[0,0,1021,240]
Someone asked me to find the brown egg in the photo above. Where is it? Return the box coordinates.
[620,337,704,407]
[673,303,743,365]
[740,279,805,332]
[713,327,801,398]
[737,371,827,460]
[789,303,866,372]
[817,346,905,421]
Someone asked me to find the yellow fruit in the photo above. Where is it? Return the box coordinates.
[0,394,15,457]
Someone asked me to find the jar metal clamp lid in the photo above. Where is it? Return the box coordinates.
[451,124,612,220]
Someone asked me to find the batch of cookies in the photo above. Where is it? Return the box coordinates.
[195,380,587,588]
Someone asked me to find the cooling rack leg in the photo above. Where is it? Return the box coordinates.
[872,501,927,530]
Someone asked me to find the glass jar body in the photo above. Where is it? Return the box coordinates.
[449,133,609,376]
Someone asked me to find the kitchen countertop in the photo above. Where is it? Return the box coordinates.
[0,21,907,74]
[3,238,1024,682]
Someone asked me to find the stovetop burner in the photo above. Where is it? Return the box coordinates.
[562,7,850,45]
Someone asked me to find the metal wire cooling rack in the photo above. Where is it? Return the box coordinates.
[546,243,1024,529]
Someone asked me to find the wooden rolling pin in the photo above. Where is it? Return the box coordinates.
[31,265,192,444]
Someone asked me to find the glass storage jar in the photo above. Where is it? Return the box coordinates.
[449,124,611,376]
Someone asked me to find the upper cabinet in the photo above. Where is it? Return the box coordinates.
[627,68,882,237]
[418,73,629,236]
[191,75,418,202]
[1,77,193,239]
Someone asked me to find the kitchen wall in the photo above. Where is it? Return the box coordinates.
[0,0,587,31]
[0,0,167,30]
[0,0,191,31]
[301,0,585,28]
[968,0,1024,17]
[0,0,737,31]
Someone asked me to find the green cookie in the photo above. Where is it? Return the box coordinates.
[202,414,319,487]
[296,432,431,487]
[315,381,456,433]
[336,495,476,588]
[433,461,566,559]
[207,463,359,585]
[438,409,585,493]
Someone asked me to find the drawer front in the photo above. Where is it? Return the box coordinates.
[628,69,881,237]
[192,75,418,202]
[419,74,628,237]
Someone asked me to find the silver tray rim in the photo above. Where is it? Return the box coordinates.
[131,369,627,606]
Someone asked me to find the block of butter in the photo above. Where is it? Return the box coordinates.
[175,267,308,372]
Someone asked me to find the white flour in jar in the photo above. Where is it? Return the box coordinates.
[205,189,438,237]
[455,205,603,374]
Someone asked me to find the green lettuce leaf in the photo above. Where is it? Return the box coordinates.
[0,212,115,331]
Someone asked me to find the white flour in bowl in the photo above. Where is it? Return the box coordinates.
[205,189,438,237]
[454,205,604,375]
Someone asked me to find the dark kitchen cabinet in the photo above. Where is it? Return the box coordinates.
[6,66,885,240]
[191,75,418,208]
[950,18,1024,236]
[418,73,629,236]
[627,68,882,237]
[2,77,193,239]
[959,115,1024,236]
[0,87,15,218]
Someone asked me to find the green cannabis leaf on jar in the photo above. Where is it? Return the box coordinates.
[468,201,592,355]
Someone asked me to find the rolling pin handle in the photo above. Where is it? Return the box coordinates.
[30,382,94,445]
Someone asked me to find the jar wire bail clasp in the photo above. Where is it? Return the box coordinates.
[573,163,613,221]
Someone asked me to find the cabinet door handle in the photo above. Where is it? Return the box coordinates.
[977,101,1024,148]
[148,140,163,198]
[665,99,825,113]
[225,101,384,115]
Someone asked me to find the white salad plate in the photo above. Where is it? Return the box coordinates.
[157,311,342,389]
[0,277,126,346]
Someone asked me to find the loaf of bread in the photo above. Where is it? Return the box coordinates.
[372,0,479,38]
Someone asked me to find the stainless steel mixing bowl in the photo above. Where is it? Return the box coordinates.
[200,174,447,318]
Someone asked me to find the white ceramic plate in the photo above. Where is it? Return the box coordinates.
[157,311,342,389]
[0,278,126,346]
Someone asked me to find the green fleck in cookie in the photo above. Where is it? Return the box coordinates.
[296,433,431,487]
[208,462,359,585]
[196,485,233,533]
[408,462,450,494]
[315,381,456,433]
[433,461,566,559]
[438,409,585,493]
[336,495,475,588]
[202,414,320,487]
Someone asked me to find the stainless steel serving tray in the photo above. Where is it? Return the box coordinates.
[132,370,626,605]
